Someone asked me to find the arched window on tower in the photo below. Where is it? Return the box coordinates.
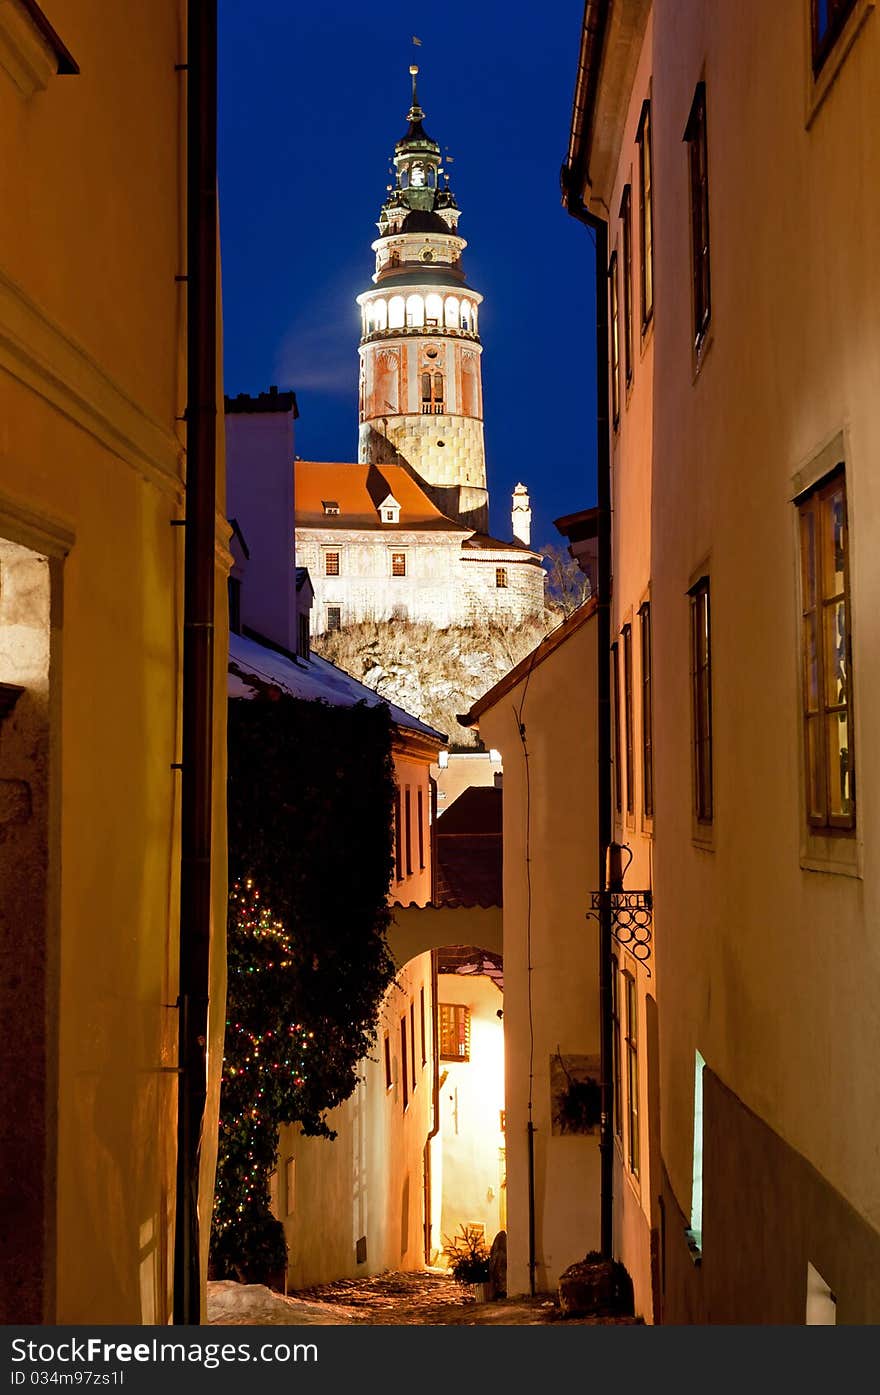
[421,372,432,410]
[406,294,424,328]
[425,293,442,328]
[421,371,444,414]
[433,372,444,412]
[461,300,472,331]
[471,304,479,334]
[388,296,405,329]
[364,304,374,336]
[444,296,460,329]
[400,170,409,189]
[390,249,400,267]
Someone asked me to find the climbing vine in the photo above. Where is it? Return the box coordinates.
[210,693,397,1283]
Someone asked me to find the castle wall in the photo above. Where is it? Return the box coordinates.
[297,529,465,632]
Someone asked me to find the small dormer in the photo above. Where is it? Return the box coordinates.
[378,493,401,525]
[322,499,340,516]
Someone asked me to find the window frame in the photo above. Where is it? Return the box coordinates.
[620,185,634,387]
[394,788,403,881]
[495,567,508,589]
[439,1003,470,1062]
[417,786,425,869]
[611,956,622,1140]
[410,1002,417,1090]
[624,972,640,1178]
[689,576,714,826]
[324,550,340,577]
[811,0,858,72]
[684,82,711,354]
[391,550,407,578]
[608,251,621,428]
[612,640,622,816]
[420,985,427,1066]
[797,465,855,833]
[640,602,654,820]
[622,622,635,818]
[636,98,655,331]
[400,1015,409,1110]
[326,604,342,634]
[404,786,413,876]
[384,1033,392,1090]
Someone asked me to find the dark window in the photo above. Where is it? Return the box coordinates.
[495,567,508,589]
[394,789,403,881]
[384,1033,392,1090]
[228,576,242,635]
[417,787,425,869]
[422,371,444,413]
[623,623,634,816]
[689,577,713,824]
[439,1004,470,1061]
[297,612,310,660]
[611,957,622,1139]
[420,986,427,1065]
[410,1003,417,1089]
[637,99,655,329]
[421,371,432,402]
[322,500,339,516]
[624,974,640,1177]
[609,252,621,427]
[798,467,855,831]
[684,83,711,350]
[392,551,407,577]
[326,605,341,633]
[405,787,412,876]
[640,603,654,818]
[811,0,858,72]
[325,551,339,576]
[621,185,634,386]
[401,1016,409,1110]
[612,641,622,815]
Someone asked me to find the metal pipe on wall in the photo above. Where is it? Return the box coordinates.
[173,0,219,1327]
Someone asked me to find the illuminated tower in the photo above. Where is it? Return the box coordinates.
[357,67,489,534]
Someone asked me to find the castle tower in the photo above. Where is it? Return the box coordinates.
[357,68,489,534]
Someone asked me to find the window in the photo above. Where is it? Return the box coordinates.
[439,1004,470,1061]
[425,293,442,326]
[297,612,310,660]
[384,1033,392,1090]
[392,551,407,577]
[394,789,403,881]
[405,787,412,876]
[620,186,634,386]
[608,252,621,427]
[689,1051,705,1251]
[410,1003,417,1089]
[419,986,427,1065]
[406,294,424,327]
[401,1016,409,1110]
[689,577,713,824]
[612,641,622,815]
[384,509,395,522]
[624,974,639,1177]
[324,551,339,576]
[611,957,622,1139]
[421,370,444,414]
[417,787,425,869]
[637,99,655,329]
[623,623,634,816]
[326,605,341,633]
[322,500,339,515]
[640,603,654,819]
[495,567,508,589]
[811,0,858,72]
[798,468,854,831]
[684,82,711,350]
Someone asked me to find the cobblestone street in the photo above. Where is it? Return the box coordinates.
[208,1271,640,1326]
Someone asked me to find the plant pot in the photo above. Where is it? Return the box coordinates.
[470,1281,491,1303]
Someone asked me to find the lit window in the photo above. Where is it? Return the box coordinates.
[425,293,443,326]
[325,551,339,576]
[439,1004,470,1061]
[326,605,341,633]
[444,295,459,329]
[608,251,621,427]
[637,99,655,329]
[684,83,711,351]
[798,468,854,831]
[392,552,406,577]
[388,295,405,329]
[375,299,388,331]
[406,294,424,327]
[495,567,508,589]
[811,0,858,73]
[689,577,713,823]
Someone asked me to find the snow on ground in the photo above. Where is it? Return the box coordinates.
[207,1280,366,1326]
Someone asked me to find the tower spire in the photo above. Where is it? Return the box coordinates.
[408,63,423,121]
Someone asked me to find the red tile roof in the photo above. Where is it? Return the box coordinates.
[295,461,469,533]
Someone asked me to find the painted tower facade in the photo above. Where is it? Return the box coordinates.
[357,69,489,534]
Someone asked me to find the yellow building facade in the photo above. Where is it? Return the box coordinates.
[0,2,227,1323]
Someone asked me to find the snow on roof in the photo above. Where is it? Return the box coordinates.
[228,631,446,743]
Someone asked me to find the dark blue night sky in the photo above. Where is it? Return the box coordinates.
[218,1,597,550]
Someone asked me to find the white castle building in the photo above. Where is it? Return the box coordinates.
[296,70,544,635]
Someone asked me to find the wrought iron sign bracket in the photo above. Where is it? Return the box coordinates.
[587,890,653,974]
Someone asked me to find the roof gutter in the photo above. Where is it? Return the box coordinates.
[561,0,615,1262]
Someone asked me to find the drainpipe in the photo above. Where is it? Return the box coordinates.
[174,0,218,1326]
[561,0,613,1260]
[424,945,441,1264]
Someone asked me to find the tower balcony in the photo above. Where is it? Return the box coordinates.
[360,324,481,347]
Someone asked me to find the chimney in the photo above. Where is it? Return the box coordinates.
[512,483,531,547]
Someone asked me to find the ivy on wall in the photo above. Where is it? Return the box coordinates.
[210,693,397,1283]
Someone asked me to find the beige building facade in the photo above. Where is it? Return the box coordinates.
[566,0,880,1323]
[0,1,228,1323]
